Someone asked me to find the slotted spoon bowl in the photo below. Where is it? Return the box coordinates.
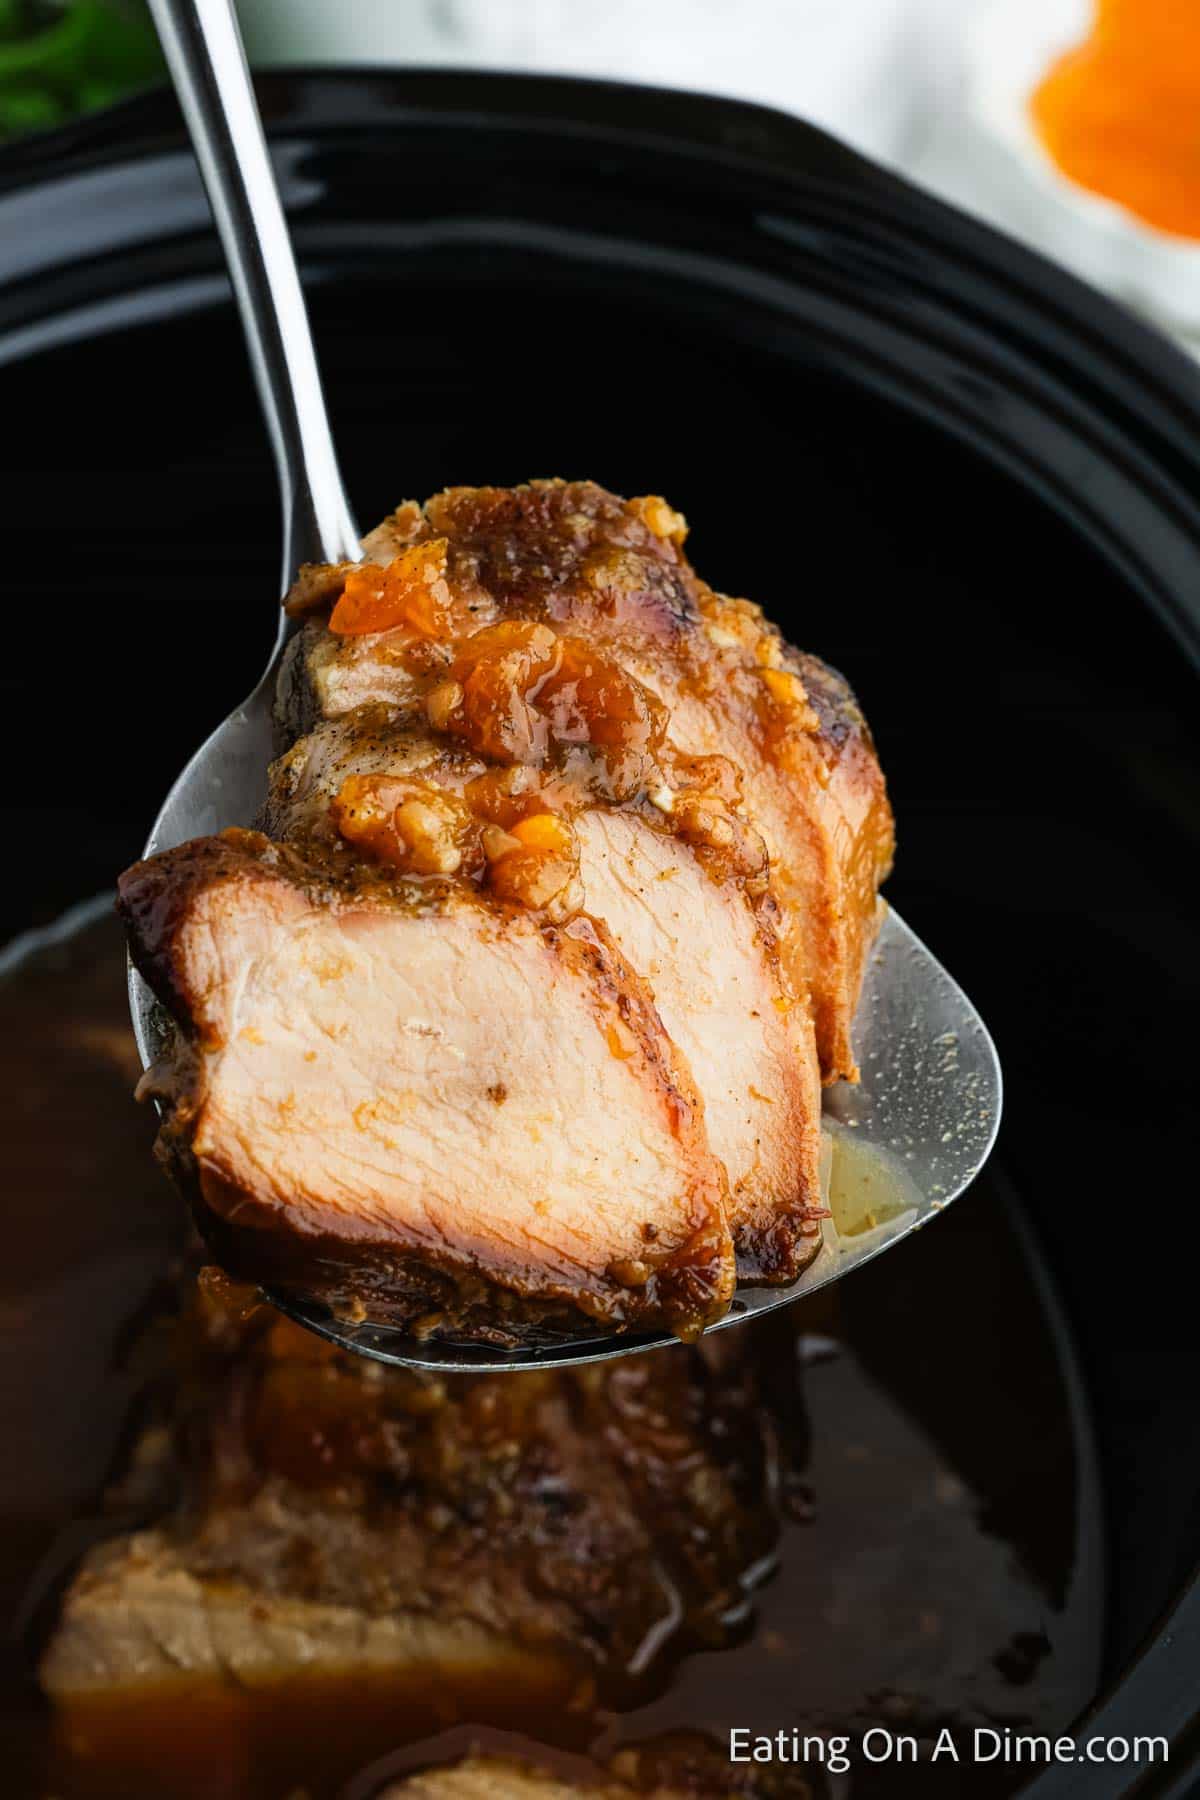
[130,0,1002,1372]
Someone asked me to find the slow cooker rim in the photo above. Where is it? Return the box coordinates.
[3,69,1200,679]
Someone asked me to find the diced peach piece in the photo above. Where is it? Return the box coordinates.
[628,493,688,546]
[332,774,473,876]
[510,813,574,855]
[329,541,454,638]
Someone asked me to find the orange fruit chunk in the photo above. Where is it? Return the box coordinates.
[329,540,454,638]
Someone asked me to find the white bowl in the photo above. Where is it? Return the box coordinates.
[928,0,1200,344]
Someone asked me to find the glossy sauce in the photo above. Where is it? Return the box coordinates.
[0,914,1102,1799]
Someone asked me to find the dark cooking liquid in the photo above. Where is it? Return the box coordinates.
[0,914,1103,1800]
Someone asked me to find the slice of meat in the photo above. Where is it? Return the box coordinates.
[264,708,475,848]
[39,1540,560,1695]
[573,809,821,1278]
[267,716,824,1282]
[120,832,734,1341]
[631,643,893,1085]
[275,617,426,737]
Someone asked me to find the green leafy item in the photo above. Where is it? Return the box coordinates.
[0,0,163,137]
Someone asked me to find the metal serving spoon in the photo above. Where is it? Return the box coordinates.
[131,0,1002,1373]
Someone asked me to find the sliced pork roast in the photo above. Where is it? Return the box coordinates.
[120,481,892,1341]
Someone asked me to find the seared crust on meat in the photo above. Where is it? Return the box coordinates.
[121,480,891,1340]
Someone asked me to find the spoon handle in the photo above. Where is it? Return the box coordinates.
[146,0,360,586]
